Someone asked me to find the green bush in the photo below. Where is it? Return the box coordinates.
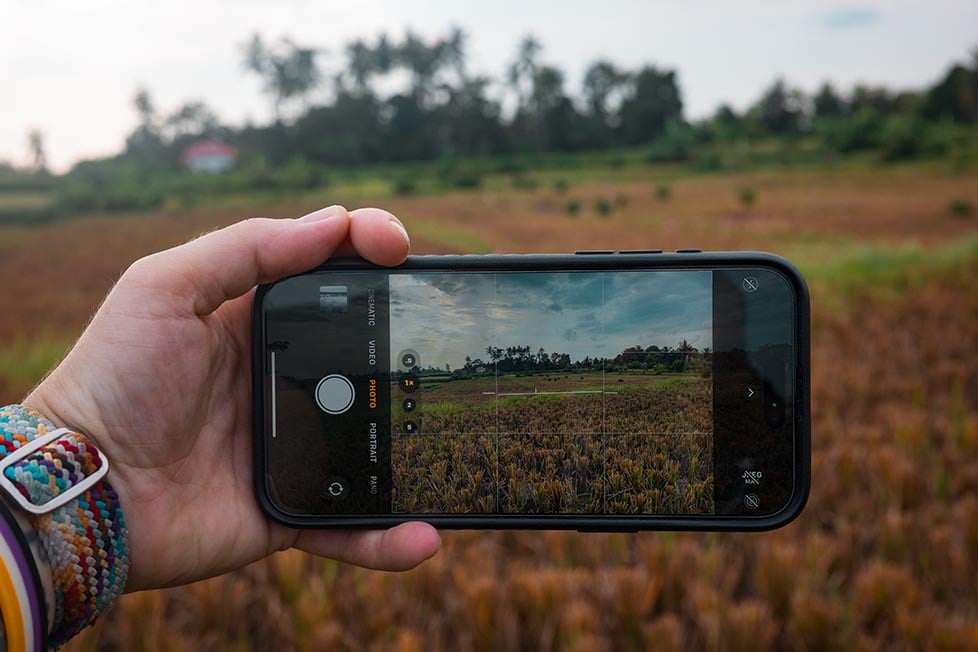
[240,156,278,191]
[655,184,671,201]
[495,158,527,174]
[948,198,974,218]
[646,124,696,163]
[553,179,570,194]
[393,178,417,195]
[511,173,539,191]
[594,197,612,217]
[275,158,328,190]
[879,117,924,162]
[564,199,581,217]
[818,110,886,154]
[451,173,483,189]
[690,152,723,172]
[738,187,757,208]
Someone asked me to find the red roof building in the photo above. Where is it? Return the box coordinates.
[181,139,237,174]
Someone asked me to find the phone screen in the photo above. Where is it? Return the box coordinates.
[261,267,797,519]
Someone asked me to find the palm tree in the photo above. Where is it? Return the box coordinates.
[242,34,324,121]
[507,35,541,115]
[346,39,373,93]
[27,129,47,172]
[678,339,697,370]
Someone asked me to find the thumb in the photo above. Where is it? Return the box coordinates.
[125,206,351,316]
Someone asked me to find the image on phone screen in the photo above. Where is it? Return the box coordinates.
[260,267,796,519]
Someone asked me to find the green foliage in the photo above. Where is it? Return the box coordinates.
[393,178,417,196]
[450,172,482,190]
[752,78,805,134]
[552,179,569,194]
[511,173,539,191]
[0,166,57,193]
[243,34,323,121]
[618,66,684,144]
[564,199,581,216]
[594,197,612,217]
[922,62,978,122]
[738,187,757,208]
[818,111,887,154]
[948,198,974,218]
[494,158,527,174]
[275,158,328,190]
[690,151,723,172]
[654,184,671,201]
[646,123,696,163]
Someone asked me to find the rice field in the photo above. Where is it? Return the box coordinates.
[1,164,977,650]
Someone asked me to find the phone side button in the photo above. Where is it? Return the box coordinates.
[675,248,702,253]
[619,249,663,254]
[575,250,615,255]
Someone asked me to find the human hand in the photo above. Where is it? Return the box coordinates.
[24,206,441,592]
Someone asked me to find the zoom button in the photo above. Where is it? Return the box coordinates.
[399,374,420,393]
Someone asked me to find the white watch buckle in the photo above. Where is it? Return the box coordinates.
[0,428,110,515]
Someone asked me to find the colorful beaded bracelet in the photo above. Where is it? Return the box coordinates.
[0,405,129,649]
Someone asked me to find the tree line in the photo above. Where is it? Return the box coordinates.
[114,29,684,171]
[406,340,709,379]
[4,29,976,218]
[111,29,978,171]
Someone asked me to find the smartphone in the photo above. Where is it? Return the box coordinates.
[252,251,810,531]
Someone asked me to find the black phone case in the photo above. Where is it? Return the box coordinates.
[252,251,811,531]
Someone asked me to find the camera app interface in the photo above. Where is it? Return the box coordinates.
[388,271,713,515]
[263,266,795,518]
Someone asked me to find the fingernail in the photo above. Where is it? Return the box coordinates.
[298,205,342,223]
[389,217,410,247]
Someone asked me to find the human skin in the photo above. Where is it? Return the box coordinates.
[24,205,441,592]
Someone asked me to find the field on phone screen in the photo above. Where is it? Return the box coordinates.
[391,372,713,514]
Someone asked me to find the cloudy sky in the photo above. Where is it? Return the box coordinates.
[3,0,976,171]
[389,271,712,369]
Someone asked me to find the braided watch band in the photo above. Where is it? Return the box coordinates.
[0,405,129,649]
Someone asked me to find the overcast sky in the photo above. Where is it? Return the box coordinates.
[390,271,712,369]
[3,0,977,171]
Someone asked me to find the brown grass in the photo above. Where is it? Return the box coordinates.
[391,376,712,515]
[71,266,978,652]
[1,167,977,650]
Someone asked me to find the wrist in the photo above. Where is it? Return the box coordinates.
[0,403,130,648]
[23,383,141,593]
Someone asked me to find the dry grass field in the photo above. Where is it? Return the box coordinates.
[391,374,712,515]
[2,164,978,650]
